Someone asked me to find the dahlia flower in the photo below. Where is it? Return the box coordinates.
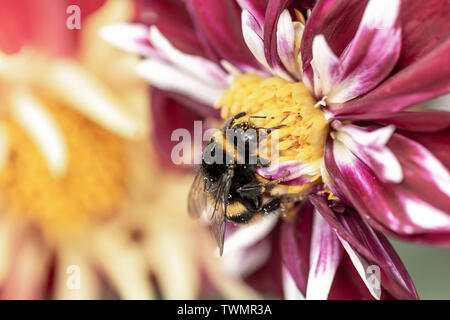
[103,0,450,299]
[0,0,256,299]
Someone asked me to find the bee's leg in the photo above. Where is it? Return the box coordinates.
[261,198,282,215]
[225,112,247,129]
[237,171,290,197]
[279,193,307,203]
[257,156,270,168]
[265,124,287,134]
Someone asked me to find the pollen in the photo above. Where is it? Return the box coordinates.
[217,74,328,179]
[0,101,128,241]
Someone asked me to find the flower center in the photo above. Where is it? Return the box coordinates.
[0,100,128,240]
[217,74,328,184]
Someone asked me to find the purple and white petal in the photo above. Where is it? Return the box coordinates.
[236,0,267,27]
[326,0,401,104]
[325,134,450,236]
[149,26,228,86]
[334,124,403,183]
[276,10,302,80]
[305,0,402,104]
[282,265,306,300]
[310,195,419,300]
[221,239,272,278]
[99,22,157,58]
[137,59,224,106]
[242,10,270,70]
[306,211,343,300]
[308,35,342,100]
[256,159,321,185]
[219,214,279,257]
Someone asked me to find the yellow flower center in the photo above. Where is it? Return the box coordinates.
[217,74,328,183]
[0,100,128,241]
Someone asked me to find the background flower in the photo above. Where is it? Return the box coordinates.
[0,0,257,299]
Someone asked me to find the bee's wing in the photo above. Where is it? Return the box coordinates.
[210,173,233,255]
[188,170,207,218]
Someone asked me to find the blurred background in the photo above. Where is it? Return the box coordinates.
[0,0,448,300]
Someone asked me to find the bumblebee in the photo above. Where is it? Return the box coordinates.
[188,112,302,255]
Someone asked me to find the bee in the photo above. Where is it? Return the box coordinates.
[188,112,302,255]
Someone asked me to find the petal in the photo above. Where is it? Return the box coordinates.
[236,0,267,26]
[263,0,292,69]
[242,10,270,69]
[148,26,228,86]
[334,124,403,183]
[137,59,225,106]
[220,214,279,256]
[99,22,156,57]
[10,90,67,177]
[302,0,368,81]
[280,201,314,296]
[221,239,271,278]
[370,111,450,132]
[310,194,419,300]
[134,0,209,58]
[401,130,450,171]
[304,0,402,104]
[276,10,302,80]
[306,211,343,300]
[411,93,450,112]
[309,35,342,99]
[325,133,450,236]
[334,37,450,119]
[186,0,259,68]
[396,0,450,69]
[150,88,218,169]
[48,61,149,140]
[282,265,305,300]
[327,0,401,103]
[256,159,321,184]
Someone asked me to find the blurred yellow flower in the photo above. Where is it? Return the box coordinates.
[0,0,258,300]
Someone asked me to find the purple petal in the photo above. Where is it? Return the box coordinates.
[369,111,450,133]
[186,0,260,69]
[134,0,209,59]
[396,0,450,69]
[306,211,344,299]
[310,194,418,300]
[150,88,218,169]
[325,132,450,237]
[280,201,314,296]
